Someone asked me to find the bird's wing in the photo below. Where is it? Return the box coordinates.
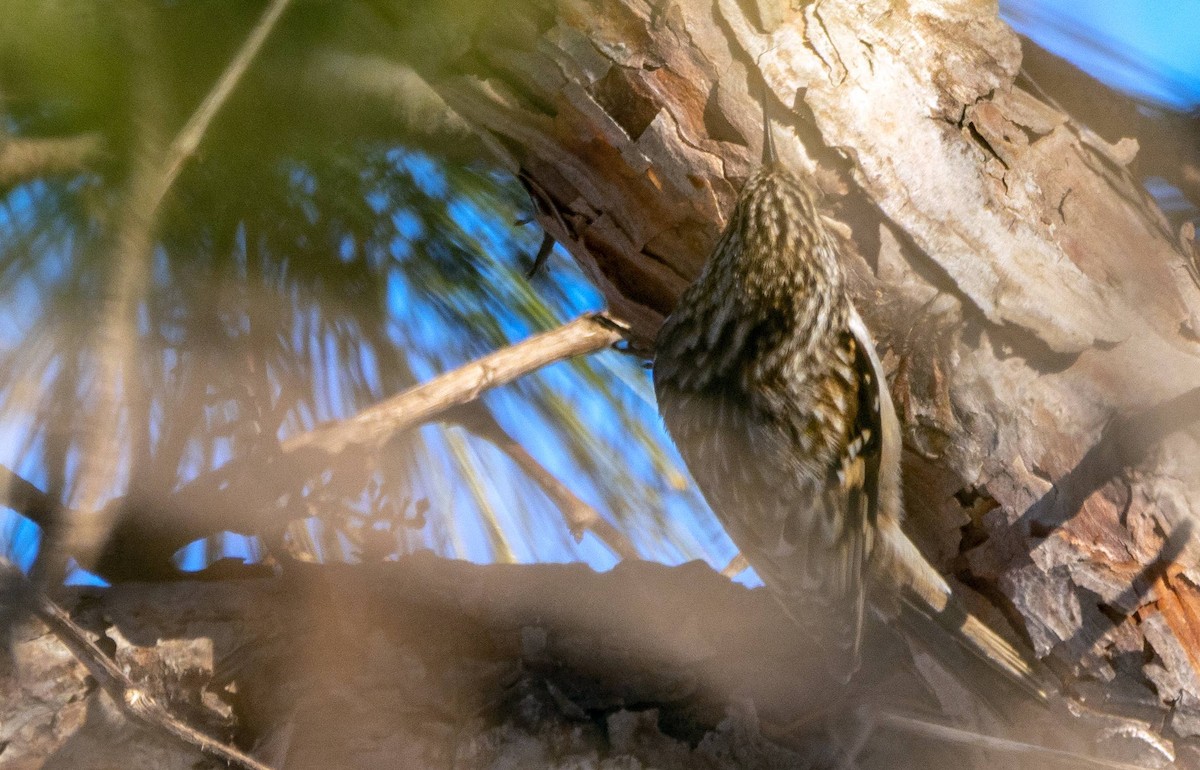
[832,316,888,662]
[734,321,884,664]
[847,307,903,522]
[847,310,1051,699]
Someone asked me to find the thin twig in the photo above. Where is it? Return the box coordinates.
[295,313,626,454]
[173,313,627,516]
[149,0,294,214]
[518,170,574,279]
[444,428,518,563]
[487,433,639,560]
[3,563,274,770]
[526,230,556,278]
[447,404,639,560]
[877,711,1154,770]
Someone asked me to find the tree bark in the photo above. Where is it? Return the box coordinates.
[6,0,1200,766]
[426,0,1200,732]
[4,557,1173,769]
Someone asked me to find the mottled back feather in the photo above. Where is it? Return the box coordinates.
[654,141,1048,700]
[654,161,876,663]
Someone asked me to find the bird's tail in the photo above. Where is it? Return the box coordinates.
[874,520,1052,703]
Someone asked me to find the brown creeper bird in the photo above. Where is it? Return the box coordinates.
[653,92,1046,698]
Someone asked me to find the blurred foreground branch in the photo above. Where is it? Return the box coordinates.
[4,313,628,580]
[150,0,294,207]
[2,555,1177,768]
[39,0,295,580]
[0,134,105,188]
[2,562,274,770]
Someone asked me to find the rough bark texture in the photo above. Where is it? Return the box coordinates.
[429,0,1200,734]
[1,559,1175,769]
[6,0,1200,767]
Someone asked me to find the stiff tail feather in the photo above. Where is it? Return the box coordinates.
[877,711,1152,770]
[876,520,1051,702]
[901,593,1050,703]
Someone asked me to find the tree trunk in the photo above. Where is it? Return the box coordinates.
[6,0,1200,767]
[432,0,1200,726]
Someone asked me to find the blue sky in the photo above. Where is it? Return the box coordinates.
[1002,0,1200,109]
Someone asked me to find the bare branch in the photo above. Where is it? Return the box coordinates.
[486,430,640,560]
[48,0,294,578]
[3,563,275,770]
[149,0,293,211]
[170,313,626,518]
[447,403,640,560]
[0,464,58,529]
[288,312,626,457]
[0,314,626,580]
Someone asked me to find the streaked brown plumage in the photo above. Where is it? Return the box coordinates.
[654,96,1046,697]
